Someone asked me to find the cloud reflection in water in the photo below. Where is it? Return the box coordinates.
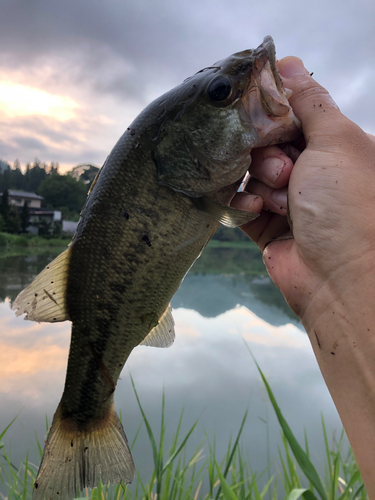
[0,284,341,483]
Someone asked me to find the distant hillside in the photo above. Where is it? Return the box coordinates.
[0,160,10,173]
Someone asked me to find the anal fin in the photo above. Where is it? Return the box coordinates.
[140,303,175,348]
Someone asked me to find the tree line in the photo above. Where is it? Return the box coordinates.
[0,158,247,241]
[0,159,95,234]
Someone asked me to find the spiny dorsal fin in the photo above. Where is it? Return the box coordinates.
[140,304,175,348]
[12,248,71,322]
[192,196,259,228]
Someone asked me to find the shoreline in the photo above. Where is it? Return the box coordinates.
[0,232,258,250]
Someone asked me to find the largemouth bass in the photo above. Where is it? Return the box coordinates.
[13,36,300,499]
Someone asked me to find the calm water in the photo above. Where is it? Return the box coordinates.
[0,246,343,490]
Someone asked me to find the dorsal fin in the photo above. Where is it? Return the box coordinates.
[12,248,71,322]
[139,304,175,348]
[192,196,259,227]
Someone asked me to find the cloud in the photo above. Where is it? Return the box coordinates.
[0,301,307,402]
[0,82,78,120]
[0,0,374,169]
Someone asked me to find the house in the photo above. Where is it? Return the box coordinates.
[62,220,78,235]
[8,190,43,209]
[27,207,62,235]
[1,190,62,234]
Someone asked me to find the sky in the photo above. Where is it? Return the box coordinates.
[0,0,374,173]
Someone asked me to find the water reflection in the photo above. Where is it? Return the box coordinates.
[0,246,298,323]
[0,247,342,489]
[0,249,63,303]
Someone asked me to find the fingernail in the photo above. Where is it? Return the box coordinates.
[239,193,260,211]
[262,157,285,184]
[271,188,288,211]
[278,57,309,78]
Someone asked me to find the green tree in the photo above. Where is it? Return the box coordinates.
[1,168,11,191]
[52,221,63,237]
[38,219,52,236]
[7,206,21,233]
[48,161,59,174]
[0,188,10,223]
[0,214,6,232]
[10,164,24,190]
[20,201,30,233]
[37,173,88,215]
[25,159,47,192]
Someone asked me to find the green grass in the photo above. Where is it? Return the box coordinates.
[207,240,259,250]
[0,357,366,500]
[0,233,256,251]
[0,232,71,249]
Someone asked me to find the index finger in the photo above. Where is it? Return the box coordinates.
[278,57,343,146]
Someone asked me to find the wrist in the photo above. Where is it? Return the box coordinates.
[301,265,375,360]
[300,274,375,497]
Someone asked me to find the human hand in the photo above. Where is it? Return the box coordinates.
[232,56,375,321]
[232,56,375,496]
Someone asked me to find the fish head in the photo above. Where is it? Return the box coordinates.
[155,36,301,198]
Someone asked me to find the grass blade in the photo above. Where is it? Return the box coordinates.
[337,471,361,500]
[246,345,328,500]
[161,419,199,474]
[216,460,239,500]
[0,416,17,441]
[285,489,310,500]
[130,376,159,471]
[214,410,248,500]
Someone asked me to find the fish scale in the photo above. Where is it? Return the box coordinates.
[12,36,301,499]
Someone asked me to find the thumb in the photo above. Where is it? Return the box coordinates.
[278,57,342,144]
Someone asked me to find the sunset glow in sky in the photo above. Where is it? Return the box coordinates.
[0,82,78,121]
[0,0,374,172]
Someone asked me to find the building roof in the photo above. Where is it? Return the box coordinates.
[6,190,44,200]
[29,208,57,215]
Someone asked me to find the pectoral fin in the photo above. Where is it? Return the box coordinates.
[192,196,259,228]
[12,248,71,322]
[139,304,175,348]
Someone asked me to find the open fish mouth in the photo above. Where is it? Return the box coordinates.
[243,36,301,146]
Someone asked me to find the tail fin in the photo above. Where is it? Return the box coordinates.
[33,402,135,500]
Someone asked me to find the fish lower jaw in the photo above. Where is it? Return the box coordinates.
[246,91,301,146]
[242,57,302,146]
[253,111,301,146]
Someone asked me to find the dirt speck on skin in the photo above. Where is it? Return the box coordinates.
[314,330,321,349]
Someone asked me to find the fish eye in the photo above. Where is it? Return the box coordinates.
[207,76,232,102]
